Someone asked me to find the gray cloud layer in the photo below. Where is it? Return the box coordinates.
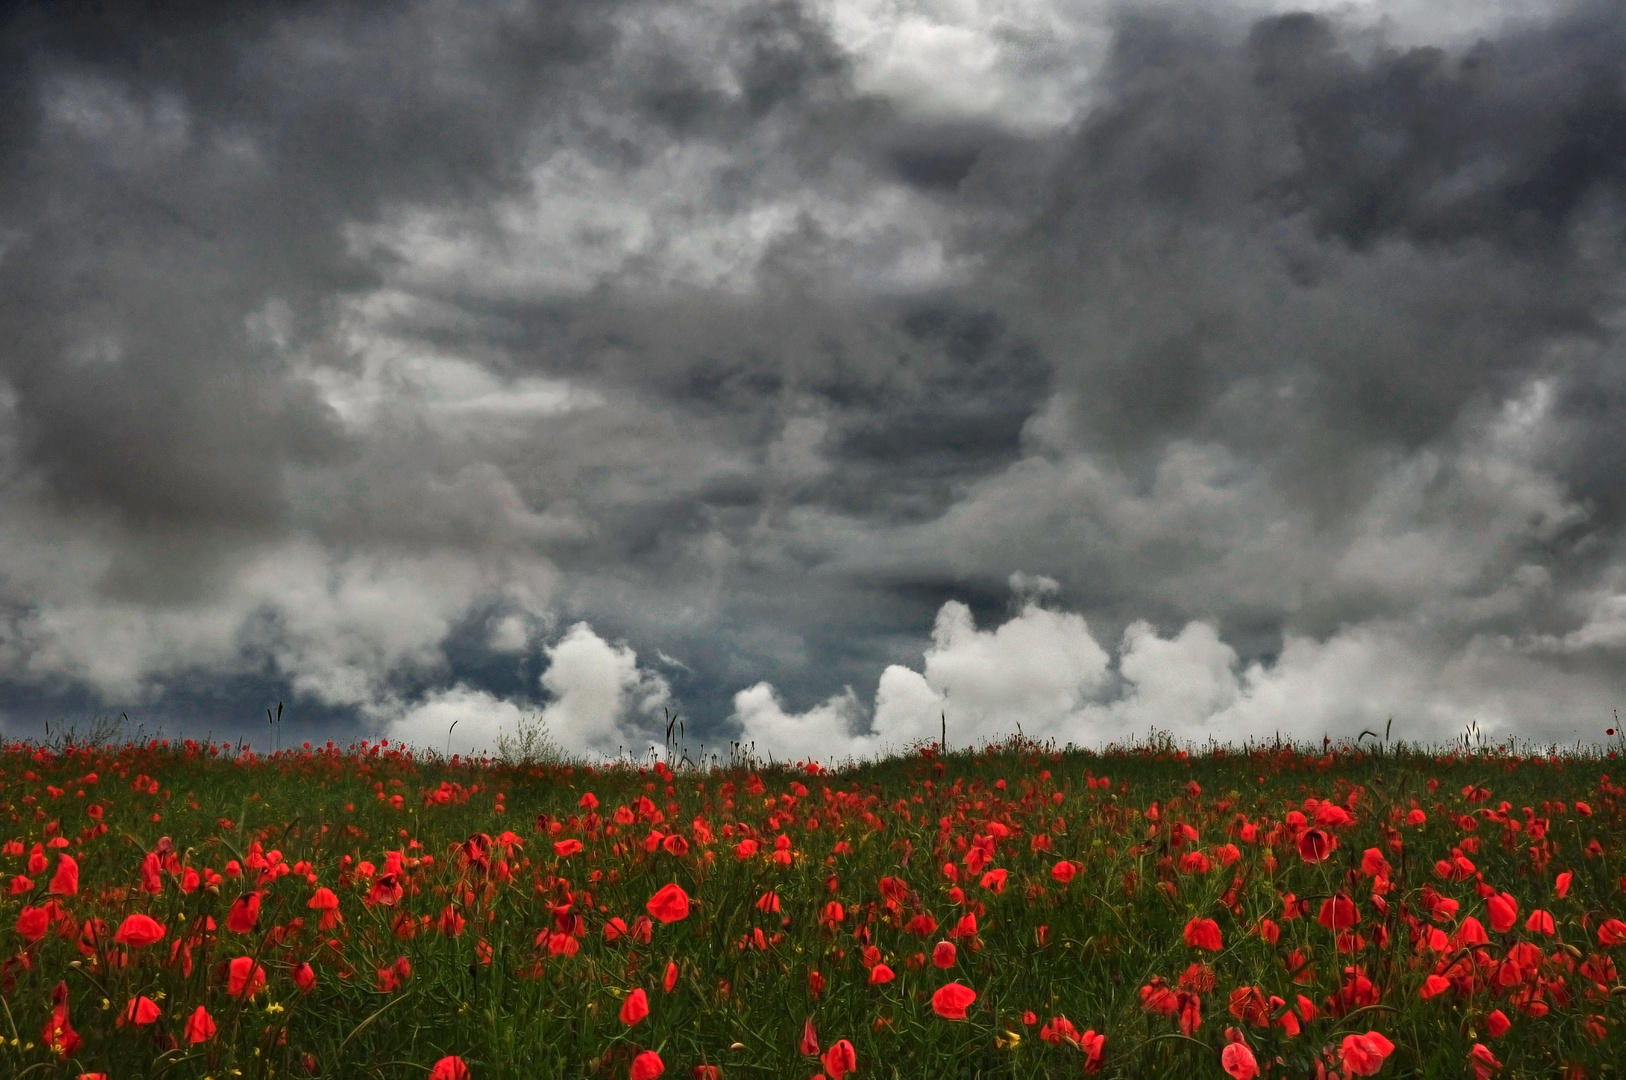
[1,0,1622,756]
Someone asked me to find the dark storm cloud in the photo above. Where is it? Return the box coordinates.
[0,0,621,573]
[1,0,1624,754]
[972,2,1624,575]
[1023,5,1618,445]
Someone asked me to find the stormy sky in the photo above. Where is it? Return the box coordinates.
[2,0,1624,760]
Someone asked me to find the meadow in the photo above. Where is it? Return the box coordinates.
[1,724,1623,1079]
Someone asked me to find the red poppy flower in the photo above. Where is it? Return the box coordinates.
[800,1017,820,1056]
[630,1051,665,1080]
[1486,1009,1511,1038]
[1183,917,1222,951]
[1420,975,1451,1000]
[903,912,938,937]
[1338,1031,1394,1077]
[17,905,51,943]
[620,988,649,1026]
[122,996,161,1027]
[47,854,78,896]
[1556,871,1572,899]
[114,913,166,947]
[43,981,81,1059]
[1140,978,1178,1017]
[1597,918,1626,947]
[1221,1037,1258,1080]
[1329,967,1381,1016]
[228,955,267,998]
[646,883,690,924]
[693,1068,721,1080]
[1469,1043,1502,1080]
[1179,963,1215,992]
[1359,848,1390,878]
[821,1039,856,1080]
[932,941,956,968]
[1079,1029,1105,1073]
[1040,1016,1079,1046]
[367,873,404,907]
[554,839,583,857]
[428,1057,471,1080]
[1177,991,1202,1036]
[664,961,679,993]
[1051,860,1077,883]
[932,982,976,1020]
[1317,896,1359,931]
[227,891,262,933]
[869,962,895,984]
[1297,829,1334,864]
[1487,893,1518,934]
[293,962,317,993]
[1525,909,1555,935]
[1228,986,1269,1026]
[185,1005,217,1044]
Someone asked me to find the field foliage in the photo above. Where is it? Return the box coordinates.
[2,723,1624,1080]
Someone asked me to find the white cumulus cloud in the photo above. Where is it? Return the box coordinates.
[382,621,673,759]
[384,684,531,758]
[539,623,672,757]
[733,584,1621,762]
[734,596,1113,760]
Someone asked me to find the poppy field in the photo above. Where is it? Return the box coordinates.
[2,730,1625,1080]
